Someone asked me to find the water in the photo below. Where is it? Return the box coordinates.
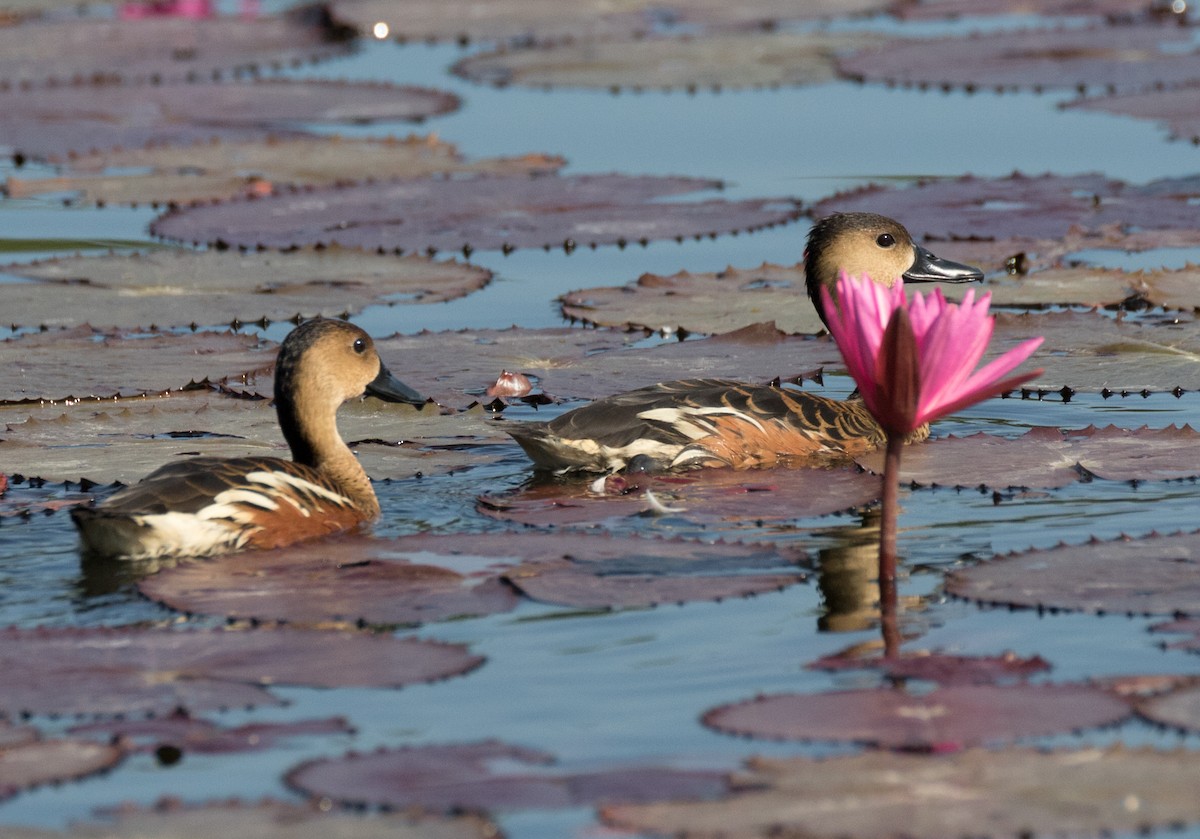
[4,19,1200,838]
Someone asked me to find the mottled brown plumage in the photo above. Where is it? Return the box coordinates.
[71,318,424,560]
[509,213,979,474]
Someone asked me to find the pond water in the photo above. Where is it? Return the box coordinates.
[5,21,1200,839]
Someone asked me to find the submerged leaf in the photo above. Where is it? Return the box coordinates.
[2,249,491,330]
[702,684,1129,748]
[0,80,459,163]
[946,531,1200,616]
[602,746,1200,838]
[0,626,482,718]
[286,740,729,812]
[149,173,802,254]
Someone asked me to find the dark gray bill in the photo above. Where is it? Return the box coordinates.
[366,363,426,405]
[904,244,984,284]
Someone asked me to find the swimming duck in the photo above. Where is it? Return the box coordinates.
[71,318,425,560]
[508,212,983,474]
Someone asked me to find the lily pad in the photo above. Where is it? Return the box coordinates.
[149,172,802,254]
[68,712,352,756]
[813,172,1200,244]
[602,746,1200,838]
[330,0,888,46]
[806,651,1053,685]
[889,0,1165,20]
[975,266,1150,309]
[6,136,564,206]
[0,79,459,163]
[286,739,729,812]
[837,24,1200,94]
[703,684,1129,748]
[856,425,1200,490]
[1068,83,1200,146]
[0,327,270,404]
[560,263,825,335]
[945,531,1200,617]
[137,535,520,626]
[478,467,881,527]
[0,734,123,803]
[1137,684,1200,734]
[0,800,499,838]
[1,249,492,330]
[453,31,887,91]
[0,626,483,718]
[0,10,352,89]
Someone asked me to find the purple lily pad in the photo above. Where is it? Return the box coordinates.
[137,535,520,626]
[602,746,1200,838]
[813,172,1200,244]
[806,651,1053,685]
[68,711,353,756]
[856,425,1200,490]
[286,739,729,812]
[838,24,1200,94]
[0,11,351,89]
[1136,684,1200,734]
[889,0,1167,20]
[0,734,123,803]
[11,799,500,837]
[479,467,881,527]
[0,326,271,404]
[0,79,459,163]
[703,684,1130,748]
[0,626,483,719]
[946,531,1200,617]
[149,173,802,255]
[1069,84,1200,146]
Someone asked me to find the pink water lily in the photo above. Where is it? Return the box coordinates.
[819,272,1043,619]
[821,273,1043,436]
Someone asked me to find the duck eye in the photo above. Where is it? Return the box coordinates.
[876,233,895,248]
[352,338,367,354]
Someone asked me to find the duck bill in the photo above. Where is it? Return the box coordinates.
[366,363,426,405]
[903,245,984,285]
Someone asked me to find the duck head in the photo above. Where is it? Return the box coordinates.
[804,212,983,327]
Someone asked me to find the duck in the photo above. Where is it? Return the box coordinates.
[507,212,984,474]
[71,318,425,560]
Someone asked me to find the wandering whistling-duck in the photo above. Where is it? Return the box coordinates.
[71,318,425,559]
[508,213,984,474]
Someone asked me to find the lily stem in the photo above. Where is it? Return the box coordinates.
[879,431,903,584]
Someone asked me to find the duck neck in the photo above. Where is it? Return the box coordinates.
[276,392,379,515]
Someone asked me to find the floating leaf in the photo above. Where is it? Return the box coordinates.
[0,800,499,838]
[973,266,1150,309]
[1068,83,1200,146]
[1,249,491,330]
[0,388,505,484]
[838,24,1200,94]
[856,425,1200,490]
[0,11,351,88]
[946,531,1200,617]
[813,172,1200,243]
[6,136,564,206]
[806,651,1053,685]
[149,173,802,254]
[560,263,825,335]
[454,31,886,91]
[330,0,887,46]
[286,739,729,812]
[703,684,1129,748]
[890,0,1162,20]
[479,467,881,527]
[137,536,520,626]
[0,79,459,163]
[0,734,123,803]
[0,327,270,404]
[602,746,1200,838]
[68,712,353,756]
[0,626,483,718]
[1136,684,1200,734]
